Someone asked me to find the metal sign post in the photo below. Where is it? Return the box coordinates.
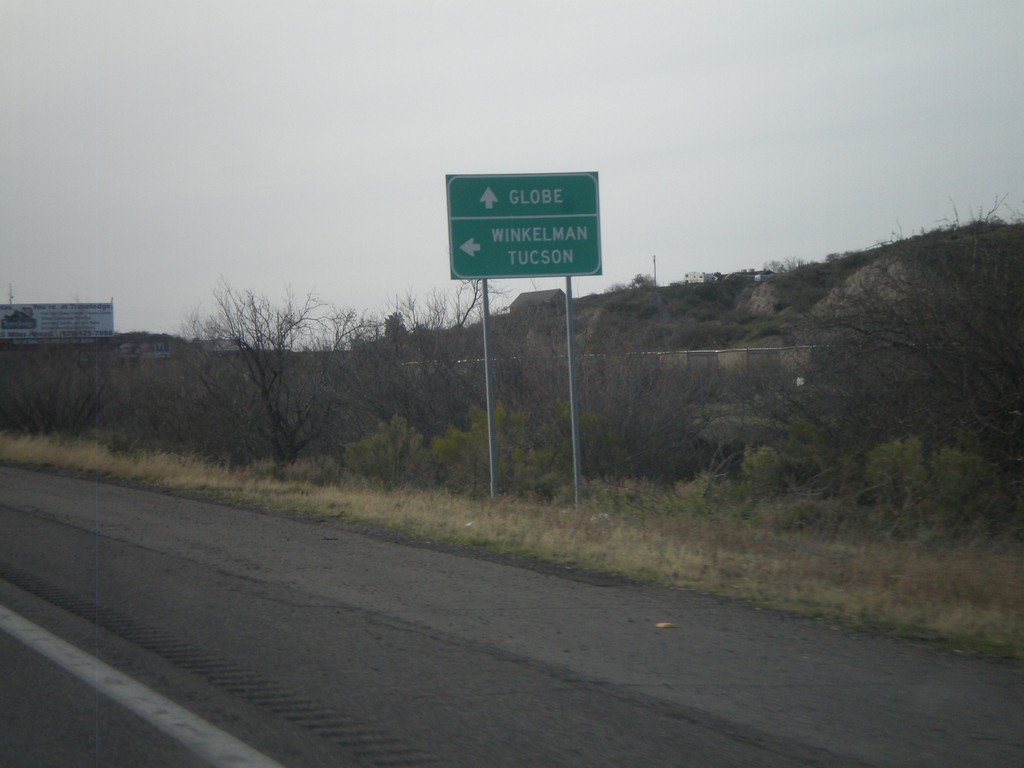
[480,279,500,498]
[564,277,583,504]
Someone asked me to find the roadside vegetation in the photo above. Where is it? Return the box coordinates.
[1,214,1022,656]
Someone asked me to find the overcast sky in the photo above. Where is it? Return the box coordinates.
[2,1,1021,334]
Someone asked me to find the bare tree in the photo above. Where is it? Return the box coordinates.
[188,280,365,464]
[346,284,490,440]
[0,344,107,435]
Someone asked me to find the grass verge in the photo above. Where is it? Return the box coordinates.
[2,431,1022,658]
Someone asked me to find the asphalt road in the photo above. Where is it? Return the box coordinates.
[1,465,1021,767]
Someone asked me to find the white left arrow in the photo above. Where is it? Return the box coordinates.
[460,238,482,257]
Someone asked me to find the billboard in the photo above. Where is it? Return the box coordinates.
[0,303,114,341]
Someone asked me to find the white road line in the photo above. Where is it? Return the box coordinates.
[0,604,287,768]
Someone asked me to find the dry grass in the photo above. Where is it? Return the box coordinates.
[3,431,1022,657]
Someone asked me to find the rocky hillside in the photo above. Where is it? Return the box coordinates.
[567,220,1023,352]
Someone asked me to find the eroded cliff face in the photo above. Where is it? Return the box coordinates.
[744,281,778,317]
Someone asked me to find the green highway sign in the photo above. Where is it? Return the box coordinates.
[446,172,601,279]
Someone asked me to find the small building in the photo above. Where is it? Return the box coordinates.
[683,272,714,284]
[509,289,566,314]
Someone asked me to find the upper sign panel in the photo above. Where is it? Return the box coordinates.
[446,173,601,279]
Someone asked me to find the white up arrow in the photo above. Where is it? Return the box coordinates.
[460,238,481,257]
[480,187,498,209]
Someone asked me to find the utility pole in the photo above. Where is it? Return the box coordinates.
[652,255,657,287]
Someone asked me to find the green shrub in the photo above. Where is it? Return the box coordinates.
[933,446,1000,533]
[431,403,614,499]
[742,445,786,496]
[345,415,432,488]
[431,405,500,495]
[864,437,928,531]
[508,445,567,500]
[856,439,1022,537]
[782,422,839,494]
